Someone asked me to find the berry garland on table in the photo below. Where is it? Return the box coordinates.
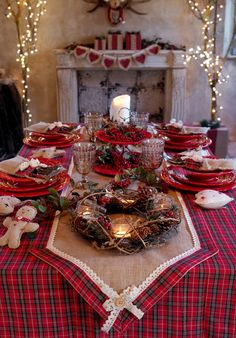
[96,144,140,171]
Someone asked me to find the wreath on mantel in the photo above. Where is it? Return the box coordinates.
[72,184,181,255]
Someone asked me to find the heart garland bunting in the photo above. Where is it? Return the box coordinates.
[87,50,102,64]
[74,46,88,58]
[73,44,160,70]
[118,56,132,70]
[102,55,116,69]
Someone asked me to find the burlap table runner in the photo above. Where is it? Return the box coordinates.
[47,166,199,293]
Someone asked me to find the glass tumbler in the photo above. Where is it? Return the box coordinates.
[130,112,150,130]
[141,138,165,170]
[84,112,103,142]
[73,142,96,187]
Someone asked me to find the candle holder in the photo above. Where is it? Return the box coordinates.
[72,185,181,255]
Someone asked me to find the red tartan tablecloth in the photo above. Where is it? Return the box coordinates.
[0,145,236,337]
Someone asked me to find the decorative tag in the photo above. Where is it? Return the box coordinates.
[87,50,102,64]
[118,56,132,70]
[74,46,88,58]
[133,51,146,65]
[102,55,116,69]
[146,44,160,55]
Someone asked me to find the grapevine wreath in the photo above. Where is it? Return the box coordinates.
[73,181,181,255]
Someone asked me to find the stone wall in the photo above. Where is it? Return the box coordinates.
[0,0,235,139]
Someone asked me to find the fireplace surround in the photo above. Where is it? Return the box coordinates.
[55,49,187,123]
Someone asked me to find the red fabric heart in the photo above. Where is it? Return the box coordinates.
[134,53,146,64]
[75,46,87,57]
[88,51,100,63]
[147,45,160,55]
[119,58,131,70]
[103,57,115,69]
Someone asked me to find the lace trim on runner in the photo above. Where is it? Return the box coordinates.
[47,160,202,332]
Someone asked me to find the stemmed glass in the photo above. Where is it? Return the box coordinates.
[73,142,96,188]
[130,111,150,130]
[141,138,165,170]
[84,112,103,142]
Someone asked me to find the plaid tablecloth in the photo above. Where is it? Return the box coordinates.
[0,145,235,337]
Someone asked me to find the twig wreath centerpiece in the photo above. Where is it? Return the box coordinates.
[72,182,181,255]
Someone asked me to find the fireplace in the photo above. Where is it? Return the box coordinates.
[55,49,187,123]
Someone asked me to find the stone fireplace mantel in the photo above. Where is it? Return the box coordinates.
[55,49,187,123]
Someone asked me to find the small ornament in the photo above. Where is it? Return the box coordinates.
[87,50,102,64]
[133,51,146,64]
[0,204,39,249]
[146,44,160,55]
[0,196,21,216]
[74,46,89,58]
[102,55,117,69]
[118,56,132,70]
[83,0,151,26]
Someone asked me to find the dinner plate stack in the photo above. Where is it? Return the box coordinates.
[161,164,236,192]
[0,157,70,198]
[156,129,212,151]
[24,122,82,148]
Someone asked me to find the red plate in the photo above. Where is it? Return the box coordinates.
[0,172,70,198]
[0,175,59,192]
[95,129,152,145]
[164,136,212,151]
[161,169,236,192]
[157,130,202,142]
[30,132,67,141]
[0,157,63,184]
[93,164,120,176]
[169,166,235,187]
[182,167,233,180]
[23,134,81,148]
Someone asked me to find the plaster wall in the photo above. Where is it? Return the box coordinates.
[0,0,235,139]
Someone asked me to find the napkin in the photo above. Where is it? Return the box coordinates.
[201,158,236,171]
[31,147,65,159]
[0,155,29,175]
[183,126,210,134]
[25,122,50,133]
[25,121,70,133]
[166,118,183,131]
[194,190,234,209]
[0,155,61,183]
[179,148,209,162]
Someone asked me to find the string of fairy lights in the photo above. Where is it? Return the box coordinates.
[185,0,229,122]
[5,0,47,126]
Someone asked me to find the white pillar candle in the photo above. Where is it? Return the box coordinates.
[110,95,131,124]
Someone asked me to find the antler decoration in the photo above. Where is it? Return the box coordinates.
[83,0,151,25]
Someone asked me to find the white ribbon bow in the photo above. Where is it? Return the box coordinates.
[101,286,144,333]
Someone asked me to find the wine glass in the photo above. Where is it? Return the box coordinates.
[84,112,103,142]
[141,138,165,170]
[73,142,96,187]
[130,111,150,130]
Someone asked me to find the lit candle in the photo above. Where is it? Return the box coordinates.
[110,95,131,124]
[112,223,131,238]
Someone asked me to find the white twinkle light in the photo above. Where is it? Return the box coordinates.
[6,0,47,126]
